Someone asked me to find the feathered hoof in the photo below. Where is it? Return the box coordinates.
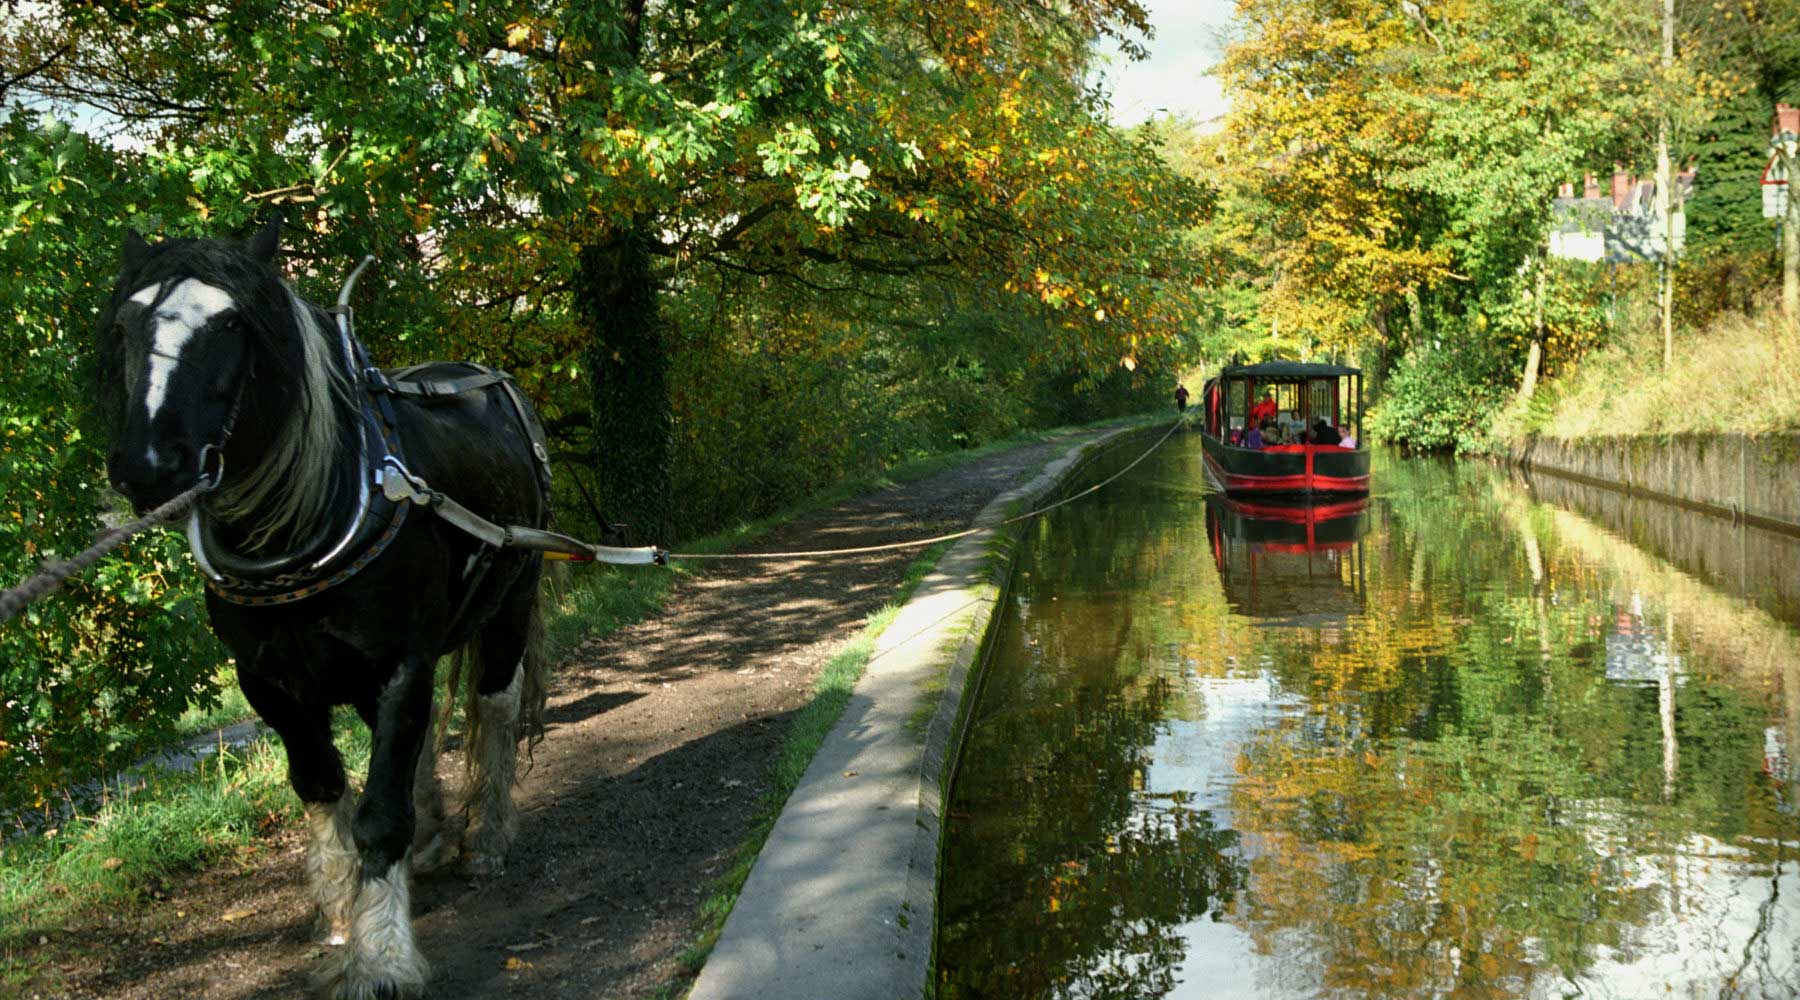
[457,819,513,879]
[411,827,461,875]
[315,916,350,948]
[456,847,507,879]
[319,947,429,1000]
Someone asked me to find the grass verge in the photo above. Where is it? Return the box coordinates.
[0,711,372,948]
[0,411,1153,980]
[1491,306,1800,444]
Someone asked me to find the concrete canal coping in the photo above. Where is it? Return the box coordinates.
[1508,432,1800,538]
[687,419,1172,1000]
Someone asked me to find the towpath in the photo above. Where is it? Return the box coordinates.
[22,425,1105,1000]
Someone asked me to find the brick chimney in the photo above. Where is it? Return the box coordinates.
[1776,103,1800,139]
[1558,181,1574,198]
[1584,173,1601,199]
[1611,167,1632,210]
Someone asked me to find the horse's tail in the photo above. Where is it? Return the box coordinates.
[441,562,559,766]
[516,571,552,754]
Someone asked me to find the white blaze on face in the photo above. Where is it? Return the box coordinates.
[132,278,236,420]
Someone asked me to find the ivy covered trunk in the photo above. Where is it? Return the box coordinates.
[578,229,672,544]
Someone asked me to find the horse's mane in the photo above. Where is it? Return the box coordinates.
[214,287,352,551]
[95,237,354,552]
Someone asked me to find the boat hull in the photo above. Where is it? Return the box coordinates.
[1201,432,1370,495]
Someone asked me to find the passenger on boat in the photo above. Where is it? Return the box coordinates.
[1250,391,1278,427]
[1339,430,1357,449]
[1243,422,1266,449]
[1312,418,1341,446]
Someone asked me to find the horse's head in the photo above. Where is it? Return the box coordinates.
[98,217,284,513]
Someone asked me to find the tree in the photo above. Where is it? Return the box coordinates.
[1217,0,1455,356]
[7,0,1209,537]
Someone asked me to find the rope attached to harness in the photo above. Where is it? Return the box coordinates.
[0,407,1179,622]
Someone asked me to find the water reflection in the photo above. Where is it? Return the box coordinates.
[937,438,1800,999]
[1205,495,1368,627]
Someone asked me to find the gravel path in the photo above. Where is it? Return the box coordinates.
[22,429,1092,1000]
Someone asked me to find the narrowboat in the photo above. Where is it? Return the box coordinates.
[1198,360,1370,495]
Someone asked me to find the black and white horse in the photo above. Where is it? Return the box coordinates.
[96,218,552,999]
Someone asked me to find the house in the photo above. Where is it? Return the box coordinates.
[1549,167,1695,263]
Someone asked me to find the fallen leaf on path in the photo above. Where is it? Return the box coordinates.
[504,956,533,971]
[842,771,859,778]
[221,909,255,922]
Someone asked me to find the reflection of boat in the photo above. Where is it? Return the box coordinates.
[1205,495,1369,626]
[1199,361,1370,495]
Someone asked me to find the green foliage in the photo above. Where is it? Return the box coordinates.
[1366,341,1512,454]
[0,111,230,817]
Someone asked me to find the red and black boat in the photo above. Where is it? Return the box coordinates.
[1199,360,1370,495]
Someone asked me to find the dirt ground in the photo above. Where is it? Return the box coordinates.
[20,432,1080,1000]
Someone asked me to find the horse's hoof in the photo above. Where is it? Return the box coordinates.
[457,850,506,879]
[320,956,427,1000]
[411,830,460,874]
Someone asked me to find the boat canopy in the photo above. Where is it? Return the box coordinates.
[1203,360,1364,447]
[1217,360,1361,380]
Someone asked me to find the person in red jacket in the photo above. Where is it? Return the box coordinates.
[1249,390,1278,428]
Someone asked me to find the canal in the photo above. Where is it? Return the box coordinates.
[937,432,1800,999]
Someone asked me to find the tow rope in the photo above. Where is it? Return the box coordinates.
[0,482,213,624]
[0,417,1182,624]
[549,416,1186,564]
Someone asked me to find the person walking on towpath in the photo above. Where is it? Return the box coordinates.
[1174,384,1189,413]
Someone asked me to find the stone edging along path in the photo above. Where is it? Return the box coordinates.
[688,422,1161,1000]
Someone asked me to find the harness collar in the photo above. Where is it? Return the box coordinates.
[192,344,411,607]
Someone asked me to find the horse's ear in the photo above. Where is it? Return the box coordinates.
[122,229,150,270]
[246,214,283,262]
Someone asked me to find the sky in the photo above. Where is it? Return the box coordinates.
[1097,0,1239,128]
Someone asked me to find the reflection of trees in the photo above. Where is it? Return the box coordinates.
[940,441,1250,999]
[943,445,1800,998]
[1222,456,1799,997]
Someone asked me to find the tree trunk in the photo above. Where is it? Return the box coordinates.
[1519,256,1545,402]
[1784,147,1800,327]
[577,229,672,543]
[1656,0,1675,368]
[1404,287,1426,349]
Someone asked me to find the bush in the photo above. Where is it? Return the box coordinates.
[0,113,231,817]
[1366,338,1513,454]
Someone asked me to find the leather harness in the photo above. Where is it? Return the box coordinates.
[192,312,559,607]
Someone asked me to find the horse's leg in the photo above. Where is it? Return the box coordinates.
[354,694,452,873]
[409,696,454,871]
[460,569,540,876]
[238,673,355,945]
[326,655,434,1000]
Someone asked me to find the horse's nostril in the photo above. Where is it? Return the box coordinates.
[155,444,189,475]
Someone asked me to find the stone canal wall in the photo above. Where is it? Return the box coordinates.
[1508,432,1800,537]
[688,419,1169,1000]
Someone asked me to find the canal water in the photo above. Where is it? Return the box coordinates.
[937,432,1800,999]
